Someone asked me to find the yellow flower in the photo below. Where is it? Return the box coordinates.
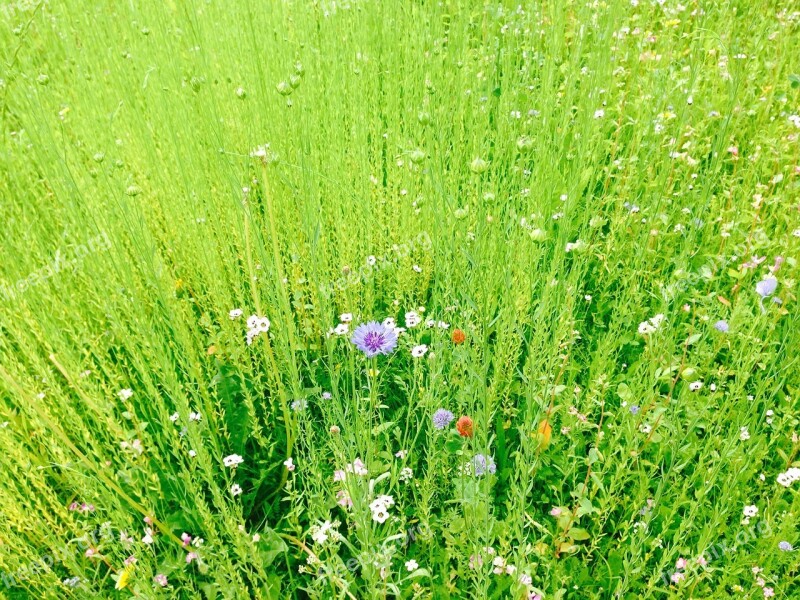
[115,564,134,590]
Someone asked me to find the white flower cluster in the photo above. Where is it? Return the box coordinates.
[777,467,800,487]
[246,315,270,345]
[369,495,394,523]
[638,313,665,335]
[310,520,340,545]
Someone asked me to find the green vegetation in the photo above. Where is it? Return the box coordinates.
[0,0,798,598]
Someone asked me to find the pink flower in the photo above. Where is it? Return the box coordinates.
[675,558,687,570]
[181,532,192,546]
[336,490,352,508]
[764,588,774,598]
[549,507,562,516]
[153,574,168,587]
[670,572,685,583]
[333,470,346,482]
[696,556,707,566]
[186,552,199,564]
[284,457,295,472]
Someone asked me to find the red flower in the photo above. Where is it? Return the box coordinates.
[456,416,474,438]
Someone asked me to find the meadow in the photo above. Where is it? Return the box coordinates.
[0,0,799,598]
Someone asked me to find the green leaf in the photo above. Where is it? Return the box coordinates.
[568,527,591,541]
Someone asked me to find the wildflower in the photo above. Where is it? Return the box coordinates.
[405,311,421,328]
[756,278,777,298]
[290,399,307,411]
[550,507,562,516]
[412,264,422,273]
[247,315,271,332]
[399,467,413,482]
[519,573,532,585]
[230,484,242,496]
[743,505,758,517]
[351,321,398,358]
[492,556,506,574]
[638,313,665,335]
[411,344,428,358]
[153,574,168,587]
[778,541,792,551]
[764,588,775,598]
[740,427,750,441]
[142,528,154,545]
[432,409,455,430]
[336,490,353,508]
[395,450,407,459]
[170,412,179,422]
[472,454,496,476]
[340,313,353,323]
[369,495,394,523]
[456,416,474,437]
[189,411,201,422]
[714,320,729,333]
[675,558,687,569]
[671,572,685,583]
[629,405,640,415]
[284,457,295,472]
[186,552,198,564]
[451,328,466,344]
[329,425,340,435]
[223,454,244,468]
[311,521,334,545]
[321,391,332,400]
[181,532,192,546]
[405,559,419,571]
[688,381,703,392]
[118,389,133,401]
[334,323,349,335]
[345,458,368,476]
[229,309,243,319]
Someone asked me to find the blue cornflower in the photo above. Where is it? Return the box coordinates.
[713,320,729,333]
[472,454,496,477]
[756,278,777,298]
[350,321,398,358]
[432,409,455,430]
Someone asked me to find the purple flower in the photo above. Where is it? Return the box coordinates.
[713,320,729,333]
[756,278,777,298]
[778,541,793,552]
[350,321,398,358]
[432,409,455,430]
[629,405,640,415]
[472,454,496,477]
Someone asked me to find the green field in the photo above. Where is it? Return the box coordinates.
[1,1,799,598]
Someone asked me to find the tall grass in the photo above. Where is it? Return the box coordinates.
[0,0,798,598]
